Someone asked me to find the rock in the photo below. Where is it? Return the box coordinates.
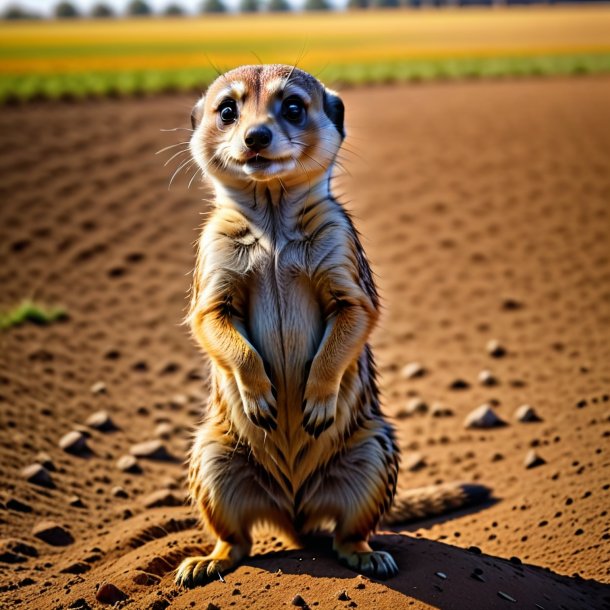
[6,498,33,513]
[405,453,427,472]
[478,370,498,386]
[142,489,185,509]
[464,404,507,429]
[431,403,454,418]
[501,298,523,311]
[111,486,129,499]
[60,561,91,574]
[515,405,542,423]
[402,362,426,379]
[21,463,54,488]
[90,381,107,395]
[486,339,506,358]
[68,598,91,609]
[35,451,56,471]
[129,440,173,461]
[0,540,38,564]
[32,521,74,546]
[85,410,117,432]
[205,604,220,610]
[337,589,350,600]
[524,450,546,469]
[154,422,174,440]
[406,398,429,415]
[132,570,161,586]
[291,594,307,607]
[116,454,142,473]
[448,379,470,390]
[96,582,128,604]
[68,495,85,508]
[59,431,89,455]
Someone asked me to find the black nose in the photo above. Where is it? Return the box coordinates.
[244,125,272,152]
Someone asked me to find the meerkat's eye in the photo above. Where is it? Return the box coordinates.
[218,99,238,125]
[282,97,305,123]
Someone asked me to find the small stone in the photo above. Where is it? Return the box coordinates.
[405,453,427,472]
[32,521,74,546]
[464,404,507,429]
[170,393,189,408]
[486,340,506,358]
[406,398,429,415]
[96,582,128,604]
[21,463,54,488]
[68,495,85,508]
[154,422,174,440]
[435,571,447,579]
[129,440,173,461]
[68,599,91,610]
[478,370,498,386]
[337,589,350,600]
[205,604,220,610]
[515,405,542,423]
[85,410,117,432]
[497,591,517,603]
[292,594,307,607]
[431,403,454,418]
[59,431,89,455]
[142,489,185,509]
[501,298,523,311]
[149,599,169,610]
[61,561,91,574]
[132,570,161,586]
[402,362,426,379]
[7,498,33,513]
[524,450,546,469]
[111,486,129,499]
[35,452,56,471]
[448,379,470,390]
[491,452,504,462]
[116,454,142,473]
[90,381,107,395]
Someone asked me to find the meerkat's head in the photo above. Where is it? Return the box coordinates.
[190,64,345,188]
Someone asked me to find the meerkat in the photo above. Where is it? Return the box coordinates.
[175,64,488,588]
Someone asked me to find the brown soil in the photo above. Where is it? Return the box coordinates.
[1,76,609,610]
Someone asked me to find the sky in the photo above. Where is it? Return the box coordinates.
[0,0,321,14]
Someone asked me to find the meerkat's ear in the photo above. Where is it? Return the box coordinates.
[323,89,345,139]
[191,96,205,129]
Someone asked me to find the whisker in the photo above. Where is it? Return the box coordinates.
[160,127,194,132]
[169,157,196,190]
[156,141,191,155]
[164,147,191,167]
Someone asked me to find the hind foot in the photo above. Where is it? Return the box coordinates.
[175,539,250,588]
[334,539,398,579]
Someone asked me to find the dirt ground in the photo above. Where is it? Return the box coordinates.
[1,76,609,610]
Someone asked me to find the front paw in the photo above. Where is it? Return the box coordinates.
[302,389,337,438]
[238,380,277,432]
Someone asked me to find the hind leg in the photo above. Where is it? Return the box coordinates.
[299,425,399,579]
[176,433,290,588]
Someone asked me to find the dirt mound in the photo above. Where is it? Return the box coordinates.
[1,77,609,608]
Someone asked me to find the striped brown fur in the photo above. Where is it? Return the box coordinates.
[175,65,487,588]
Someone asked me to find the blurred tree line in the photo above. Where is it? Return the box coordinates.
[2,0,606,19]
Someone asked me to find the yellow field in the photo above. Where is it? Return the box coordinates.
[1,6,609,100]
[2,7,610,73]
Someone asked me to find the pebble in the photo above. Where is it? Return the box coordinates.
[292,594,307,607]
[96,582,128,604]
[337,589,350,600]
[142,489,184,509]
[129,440,173,461]
[405,453,427,472]
[59,431,89,455]
[154,422,174,440]
[464,404,507,429]
[7,498,33,513]
[515,405,542,423]
[21,463,54,488]
[111,486,129,499]
[68,495,85,508]
[497,591,517,603]
[90,381,107,395]
[205,604,220,610]
[448,379,470,390]
[406,398,429,415]
[478,370,498,386]
[61,561,91,574]
[486,340,507,358]
[32,521,74,546]
[85,410,117,432]
[402,362,426,379]
[35,451,56,471]
[116,454,142,473]
[524,450,546,469]
[431,403,454,418]
[68,598,91,610]
[435,571,447,579]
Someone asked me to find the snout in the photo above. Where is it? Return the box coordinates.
[244,125,272,152]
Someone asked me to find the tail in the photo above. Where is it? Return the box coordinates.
[383,482,491,525]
